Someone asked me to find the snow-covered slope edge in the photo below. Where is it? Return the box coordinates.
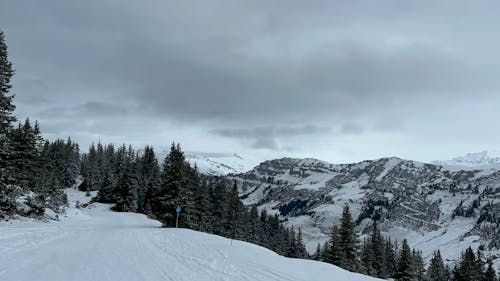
[0,189,382,281]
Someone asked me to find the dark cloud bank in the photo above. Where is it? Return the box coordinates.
[1,0,500,162]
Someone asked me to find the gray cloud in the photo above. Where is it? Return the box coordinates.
[2,1,500,162]
[211,125,331,150]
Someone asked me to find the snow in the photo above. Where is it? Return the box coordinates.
[375,158,402,181]
[0,189,383,281]
[384,218,480,264]
[433,150,500,167]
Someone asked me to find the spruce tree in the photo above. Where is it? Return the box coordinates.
[151,143,187,227]
[427,250,448,281]
[97,162,117,203]
[313,242,322,261]
[362,222,387,278]
[0,30,15,136]
[0,30,17,218]
[483,261,497,281]
[324,224,341,265]
[337,204,360,272]
[396,239,414,281]
[413,249,425,281]
[453,247,482,281]
[113,149,138,212]
[385,237,397,278]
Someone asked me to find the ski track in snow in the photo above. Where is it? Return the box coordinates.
[0,189,383,281]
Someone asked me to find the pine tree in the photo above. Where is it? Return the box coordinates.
[296,227,308,258]
[361,222,387,278]
[427,250,448,281]
[324,224,340,265]
[385,237,397,278]
[413,249,425,281]
[138,146,160,214]
[113,149,138,212]
[483,261,497,281]
[97,162,117,203]
[337,204,360,272]
[453,247,482,281]
[8,119,42,189]
[396,239,414,281]
[0,30,15,136]
[151,143,187,227]
[0,30,17,218]
[313,242,322,261]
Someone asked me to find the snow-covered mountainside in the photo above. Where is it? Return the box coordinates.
[149,146,256,175]
[228,157,500,268]
[0,189,382,281]
[433,150,500,167]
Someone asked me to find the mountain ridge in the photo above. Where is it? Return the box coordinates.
[227,155,500,269]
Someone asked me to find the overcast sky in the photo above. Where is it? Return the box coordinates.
[2,0,500,163]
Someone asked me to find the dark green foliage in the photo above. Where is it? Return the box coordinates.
[0,30,15,136]
[427,250,448,281]
[337,205,361,272]
[8,119,43,189]
[396,239,414,281]
[151,143,188,227]
[453,247,483,281]
[413,249,425,281]
[361,222,387,278]
[483,261,497,281]
[113,148,139,213]
[323,225,340,264]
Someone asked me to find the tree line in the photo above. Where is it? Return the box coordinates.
[80,142,309,259]
[314,204,498,281]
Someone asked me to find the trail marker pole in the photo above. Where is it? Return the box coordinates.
[176,207,181,228]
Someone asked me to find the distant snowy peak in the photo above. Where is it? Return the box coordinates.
[433,150,500,167]
[147,146,257,175]
[185,152,257,176]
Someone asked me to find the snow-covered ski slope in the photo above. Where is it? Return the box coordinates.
[0,189,382,281]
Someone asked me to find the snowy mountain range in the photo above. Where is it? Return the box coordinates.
[0,189,383,281]
[433,150,500,167]
[144,146,257,175]
[227,156,500,269]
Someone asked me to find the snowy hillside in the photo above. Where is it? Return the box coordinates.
[433,150,500,167]
[0,189,383,281]
[229,157,500,269]
[146,146,257,175]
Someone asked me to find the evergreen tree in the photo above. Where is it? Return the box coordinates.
[427,250,448,281]
[324,224,341,265]
[313,242,322,261]
[151,143,187,227]
[385,237,397,278]
[139,146,160,214]
[337,204,360,272]
[453,247,483,281]
[396,239,414,281]
[8,118,42,189]
[0,30,15,137]
[113,149,138,212]
[413,249,425,281]
[97,162,117,203]
[483,261,497,281]
[362,222,387,278]
[296,227,308,258]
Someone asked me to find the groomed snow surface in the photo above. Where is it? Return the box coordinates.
[0,189,382,281]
